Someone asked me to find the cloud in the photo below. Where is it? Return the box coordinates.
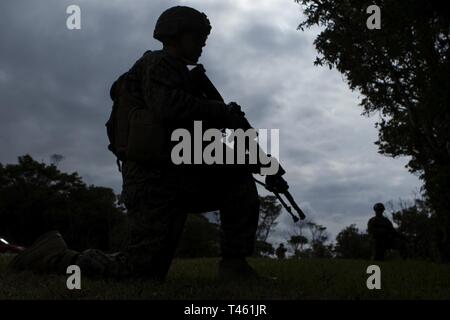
[0,0,421,242]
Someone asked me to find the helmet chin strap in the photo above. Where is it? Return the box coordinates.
[182,57,199,66]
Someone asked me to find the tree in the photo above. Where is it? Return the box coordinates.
[254,240,275,257]
[297,0,450,260]
[307,222,333,258]
[288,218,311,257]
[335,224,371,259]
[0,155,125,251]
[253,195,282,257]
[307,222,328,245]
[256,195,282,242]
[288,235,308,255]
[392,199,438,260]
[287,219,332,258]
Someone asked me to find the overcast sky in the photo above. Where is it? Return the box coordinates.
[0,0,422,244]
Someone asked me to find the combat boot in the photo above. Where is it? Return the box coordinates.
[75,249,130,279]
[8,231,78,274]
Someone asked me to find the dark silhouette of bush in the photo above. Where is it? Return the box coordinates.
[0,155,126,251]
[335,224,371,259]
[392,199,439,260]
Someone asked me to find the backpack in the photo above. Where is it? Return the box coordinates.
[105,72,167,172]
[105,72,130,171]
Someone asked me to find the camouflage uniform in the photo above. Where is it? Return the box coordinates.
[10,7,260,280]
[119,49,260,279]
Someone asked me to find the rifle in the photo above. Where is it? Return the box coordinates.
[189,64,306,222]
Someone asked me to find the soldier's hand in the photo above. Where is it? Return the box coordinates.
[265,175,289,193]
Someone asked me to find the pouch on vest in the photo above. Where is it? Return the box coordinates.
[126,108,167,164]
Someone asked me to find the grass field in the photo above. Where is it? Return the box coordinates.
[1,254,449,300]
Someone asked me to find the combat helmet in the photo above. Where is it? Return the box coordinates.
[153,6,211,43]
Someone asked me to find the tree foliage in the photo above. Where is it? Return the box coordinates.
[288,220,333,258]
[335,224,371,259]
[297,0,450,259]
[256,195,282,242]
[288,235,308,253]
[251,195,282,257]
[0,155,126,251]
[392,199,438,260]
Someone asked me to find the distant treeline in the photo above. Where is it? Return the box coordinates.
[0,155,439,261]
